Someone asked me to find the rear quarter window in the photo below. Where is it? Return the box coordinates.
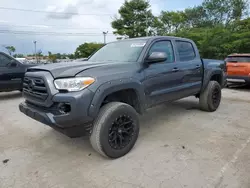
[176,41,196,61]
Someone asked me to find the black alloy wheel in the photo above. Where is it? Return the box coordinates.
[108,115,135,150]
[212,87,220,107]
[90,102,140,158]
[199,81,222,112]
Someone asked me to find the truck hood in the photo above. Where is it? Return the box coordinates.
[23,63,37,68]
[27,61,115,78]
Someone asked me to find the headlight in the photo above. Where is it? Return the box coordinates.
[54,77,95,92]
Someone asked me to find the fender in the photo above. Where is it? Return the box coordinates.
[202,69,223,91]
[88,78,146,118]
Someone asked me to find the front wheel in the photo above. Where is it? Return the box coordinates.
[199,81,222,112]
[90,102,140,158]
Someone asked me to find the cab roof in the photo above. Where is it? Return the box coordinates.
[125,36,188,40]
[112,36,194,43]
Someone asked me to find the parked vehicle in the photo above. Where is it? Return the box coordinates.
[19,36,227,158]
[15,58,28,63]
[226,54,250,84]
[0,52,35,92]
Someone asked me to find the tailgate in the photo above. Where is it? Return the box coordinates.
[226,56,250,76]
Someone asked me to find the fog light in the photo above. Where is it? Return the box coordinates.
[58,103,71,114]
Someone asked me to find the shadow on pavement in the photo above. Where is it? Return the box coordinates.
[0,91,22,101]
[140,98,199,130]
[227,83,250,91]
[39,98,199,155]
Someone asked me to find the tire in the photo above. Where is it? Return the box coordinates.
[90,102,140,158]
[199,81,221,112]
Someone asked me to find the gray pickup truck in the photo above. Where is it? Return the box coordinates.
[19,36,226,158]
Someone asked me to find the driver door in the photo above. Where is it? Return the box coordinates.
[143,40,182,107]
[0,53,23,91]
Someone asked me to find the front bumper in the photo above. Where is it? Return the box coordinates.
[19,89,95,138]
[227,75,250,83]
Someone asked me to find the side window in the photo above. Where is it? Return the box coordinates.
[176,41,196,61]
[0,54,11,67]
[148,41,174,63]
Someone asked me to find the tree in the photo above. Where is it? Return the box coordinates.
[158,11,187,33]
[61,53,67,59]
[143,0,250,59]
[111,0,156,38]
[202,0,248,26]
[48,51,57,63]
[68,54,75,59]
[5,46,16,56]
[55,53,62,59]
[184,6,208,28]
[13,54,24,58]
[75,43,103,58]
[173,17,250,60]
[37,50,43,57]
[230,18,250,53]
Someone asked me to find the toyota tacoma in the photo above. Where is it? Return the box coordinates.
[19,36,226,158]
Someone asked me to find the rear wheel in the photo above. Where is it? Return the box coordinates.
[199,81,221,112]
[90,102,139,158]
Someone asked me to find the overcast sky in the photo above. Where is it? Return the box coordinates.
[0,0,202,55]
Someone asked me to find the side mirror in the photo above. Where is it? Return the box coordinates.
[146,52,167,64]
[10,60,17,67]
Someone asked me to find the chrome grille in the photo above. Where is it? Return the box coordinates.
[23,77,48,101]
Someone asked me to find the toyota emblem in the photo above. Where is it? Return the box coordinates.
[28,80,35,90]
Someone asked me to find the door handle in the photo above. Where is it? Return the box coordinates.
[172,67,179,72]
[196,65,201,69]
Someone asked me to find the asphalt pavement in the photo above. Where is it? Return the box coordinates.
[1,87,250,188]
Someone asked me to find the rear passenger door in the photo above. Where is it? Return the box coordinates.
[174,40,203,97]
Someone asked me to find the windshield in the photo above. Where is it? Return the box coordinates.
[225,56,250,63]
[89,40,147,62]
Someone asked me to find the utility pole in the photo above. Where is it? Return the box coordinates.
[33,41,38,63]
[103,31,108,44]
